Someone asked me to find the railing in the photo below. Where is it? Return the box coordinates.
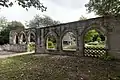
[84,47,107,57]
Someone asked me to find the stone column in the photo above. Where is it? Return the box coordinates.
[77,35,84,56]
[36,29,40,53]
[9,31,14,45]
[27,33,30,43]
[57,36,62,52]
[36,28,45,53]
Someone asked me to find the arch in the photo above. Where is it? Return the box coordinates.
[28,31,36,42]
[61,30,77,51]
[45,31,58,50]
[81,24,108,57]
[13,32,19,44]
[82,22,107,36]
[19,31,27,44]
[81,25,108,46]
[82,27,107,37]
[61,30,77,40]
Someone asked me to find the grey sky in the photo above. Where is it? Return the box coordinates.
[0,0,96,26]
[49,0,88,9]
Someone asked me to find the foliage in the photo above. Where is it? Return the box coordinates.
[47,41,55,49]
[0,0,47,12]
[85,0,120,16]
[0,20,25,44]
[48,35,56,43]
[84,29,99,43]
[97,36,101,42]
[84,29,105,43]
[27,42,35,52]
[0,16,8,31]
[0,28,9,44]
[28,14,60,28]
[7,21,25,30]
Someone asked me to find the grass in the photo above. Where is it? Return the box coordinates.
[0,54,120,80]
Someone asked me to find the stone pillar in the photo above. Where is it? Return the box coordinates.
[27,33,30,43]
[36,28,45,53]
[76,31,79,52]
[78,36,84,56]
[57,36,62,52]
[36,29,40,53]
[107,32,120,59]
[9,31,13,44]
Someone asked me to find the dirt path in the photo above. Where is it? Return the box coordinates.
[0,51,34,58]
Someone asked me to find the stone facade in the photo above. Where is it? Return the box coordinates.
[9,16,120,59]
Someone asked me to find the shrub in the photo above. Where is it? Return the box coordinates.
[27,42,35,52]
[47,41,55,49]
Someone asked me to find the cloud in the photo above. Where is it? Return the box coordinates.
[48,0,89,9]
[40,0,95,23]
[0,0,96,26]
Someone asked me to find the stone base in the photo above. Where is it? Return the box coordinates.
[108,50,120,59]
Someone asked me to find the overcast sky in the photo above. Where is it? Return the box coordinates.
[0,0,97,25]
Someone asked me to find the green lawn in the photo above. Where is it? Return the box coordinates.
[0,54,120,80]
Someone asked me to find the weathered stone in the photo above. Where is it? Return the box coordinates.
[9,16,120,59]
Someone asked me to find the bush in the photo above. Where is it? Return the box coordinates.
[47,41,55,49]
[27,42,35,52]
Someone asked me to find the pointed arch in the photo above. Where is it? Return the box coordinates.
[19,31,27,44]
[45,31,58,50]
[61,30,77,51]
[28,31,36,42]
[13,32,19,44]
[81,24,108,57]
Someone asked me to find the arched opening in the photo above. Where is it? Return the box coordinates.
[15,35,19,44]
[84,29,106,57]
[30,32,35,42]
[27,32,36,52]
[13,33,19,44]
[46,34,57,50]
[62,32,76,51]
[19,32,26,44]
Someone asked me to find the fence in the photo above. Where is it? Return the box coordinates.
[84,47,107,57]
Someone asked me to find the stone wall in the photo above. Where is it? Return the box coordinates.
[0,44,27,52]
[36,17,107,56]
[9,16,120,59]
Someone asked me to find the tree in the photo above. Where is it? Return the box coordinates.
[85,0,120,16]
[0,0,47,12]
[0,21,25,44]
[0,16,8,31]
[7,21,25,30]
[84,29,99,43]
[28,15,60,28]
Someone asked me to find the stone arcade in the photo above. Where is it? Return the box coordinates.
[9,16,120,59]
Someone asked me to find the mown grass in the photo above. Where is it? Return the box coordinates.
[0,54,120,80]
